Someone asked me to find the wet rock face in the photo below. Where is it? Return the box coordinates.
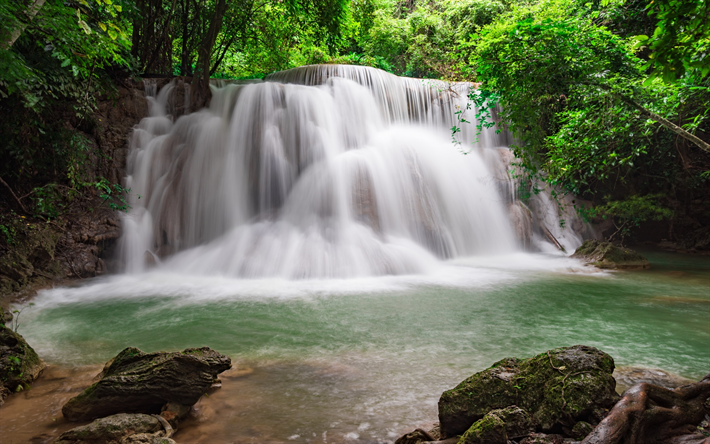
[62,346,231,421]
[438,345,618,438]
[0,324,45,405]
[571,240,650,269]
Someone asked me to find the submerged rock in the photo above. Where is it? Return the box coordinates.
[438,345,618,438]
[0,324,45,405]
[571,240,650,269]
[54,413,174,444]
[459,406,535,444]
[62,346,231,421]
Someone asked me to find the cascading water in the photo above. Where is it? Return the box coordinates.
[121,65,565,278]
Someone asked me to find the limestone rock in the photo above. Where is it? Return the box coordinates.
[62,346,231,421]
[54,413,164,444]
[438,345,618,438]
[0,324,45,405]
[459,406,536,444]
[571,240,649,269]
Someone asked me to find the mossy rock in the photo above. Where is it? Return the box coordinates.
[0,324,45,405]
[438,345,618,438]
[571,240,649,269]
[458,406,535,444]
[54,413,162,444]
[62,346,231,421]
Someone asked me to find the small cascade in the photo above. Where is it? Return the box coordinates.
[121,65,580,279]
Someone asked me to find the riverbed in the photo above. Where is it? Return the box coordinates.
[1,249,708,443]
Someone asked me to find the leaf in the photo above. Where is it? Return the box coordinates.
[114,4,122,12]
[99,23,107,32]
[108,29,118,40]
[61,58,71,67]
[79,20,92,34]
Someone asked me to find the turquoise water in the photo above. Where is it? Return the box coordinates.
[11,250,710,442]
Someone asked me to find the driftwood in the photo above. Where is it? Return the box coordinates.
[582,374,710,444]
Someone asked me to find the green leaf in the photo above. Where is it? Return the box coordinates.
[79,20,91,34]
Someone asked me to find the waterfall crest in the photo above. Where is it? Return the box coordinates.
[122,65,536,278]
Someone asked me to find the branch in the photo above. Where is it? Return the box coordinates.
[0,175,30,214]
[597,85,710,154]
[0,0,46,50]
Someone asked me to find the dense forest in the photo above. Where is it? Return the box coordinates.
[0,0,709,248]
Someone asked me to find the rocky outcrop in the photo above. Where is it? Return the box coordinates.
[54,413,176,444]
[62,346,231,421]
[571,240,650,269]
[0,82,150,307]
[0,218,63,296]
[0,323,45,405]
[438,345,618,438]
[57,208,122,279]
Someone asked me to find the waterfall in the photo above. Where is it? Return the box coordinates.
[120,65,563,279]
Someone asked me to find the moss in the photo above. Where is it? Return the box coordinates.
[571,240,649,269]
[458,414,506,444]
[439,346,618,437]
[0,324,45,402]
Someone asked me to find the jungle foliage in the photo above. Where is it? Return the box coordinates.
[0,0,709,241]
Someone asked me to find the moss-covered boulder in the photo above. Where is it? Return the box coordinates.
[54,413,170,444]
[571,240,650,269]
[438,345,618,438]
[459,406,535,444]
[0,324,45,405]
[62,346,231,421]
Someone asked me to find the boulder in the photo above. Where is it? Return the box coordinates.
[571,240,650,269]
[0,324,45,405]
[54,413,170,444]
[438,345,618,438]
[459,406,536,444]
[62,346,231,421]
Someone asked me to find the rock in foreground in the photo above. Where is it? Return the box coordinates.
[438,345,618,438]
[54,413,175,444]
[0,323,45,405]
[571,240,650,269]
[62,346,231,421]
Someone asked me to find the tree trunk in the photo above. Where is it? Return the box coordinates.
[190,0,227,110]
[1,0,47,50]
[581,374,710,444]
[180,0,190,75]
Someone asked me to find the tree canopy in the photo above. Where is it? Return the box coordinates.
[0,0,709,242]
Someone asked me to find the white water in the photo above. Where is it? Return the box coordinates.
[121,65,579,278]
